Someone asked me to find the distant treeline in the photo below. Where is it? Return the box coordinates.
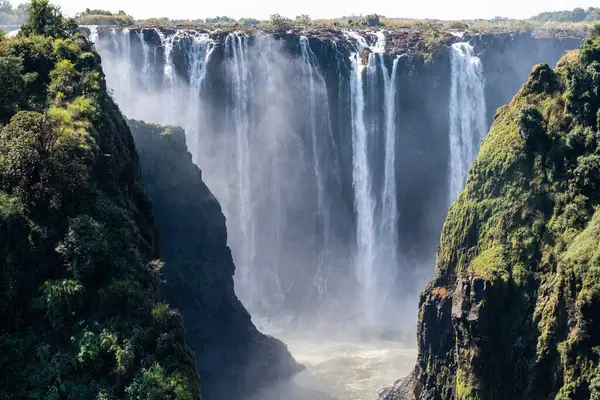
[0,1,29,25]
[532,7,600,22]
[76,8,135,26]
[71,6,598,34]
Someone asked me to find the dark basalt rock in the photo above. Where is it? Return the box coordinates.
[129,120,304,400]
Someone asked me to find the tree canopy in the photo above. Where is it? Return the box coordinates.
[0,1,201,398]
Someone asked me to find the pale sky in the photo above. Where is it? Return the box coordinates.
[8,0,600,21]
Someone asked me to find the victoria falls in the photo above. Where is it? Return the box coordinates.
[1,1,599,399]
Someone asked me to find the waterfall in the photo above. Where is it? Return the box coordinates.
[300,36,326,240]
[225,33,256,307]
[110,27,120,56]
[299,36,329,299]
[378,55,400,307]
[157,29,178,86]
[91,27,407,330]
[449,42,487,203]
[349,33,377,325]
[88,26,99,44]
[189,34,215,95]
[136,30,151,90]
[348,31,401,327]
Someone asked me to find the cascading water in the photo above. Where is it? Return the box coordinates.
[299,36,331,299]
[449,42,487,203]
[349,35,377,326]
[348,31,401,329]
[378,53,400,315]
[186,33,215,165]
[224,32,256,308]
[136,30,152,90]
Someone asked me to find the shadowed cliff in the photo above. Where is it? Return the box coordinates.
[128,120,303,400]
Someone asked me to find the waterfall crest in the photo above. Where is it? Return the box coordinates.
[449,42,487,203]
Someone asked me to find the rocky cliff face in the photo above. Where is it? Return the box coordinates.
[128,120,303,400]
[383,29,600,400]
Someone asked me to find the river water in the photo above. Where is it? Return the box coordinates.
[246,329,416,400]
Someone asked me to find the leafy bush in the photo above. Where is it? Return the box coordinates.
[0,111,93,211]
[76,9,135,27]
[270,14,293,31]
[349,14,383,27]
[126,363,193,400]
[42,279,83,329]
[295,14,312,26]
[20,0,78,39]
[0,55,25,123]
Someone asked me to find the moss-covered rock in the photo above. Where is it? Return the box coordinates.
[384,26,600,400]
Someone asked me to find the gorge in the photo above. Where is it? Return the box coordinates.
[86,25,583,398]
[3,0,600,397]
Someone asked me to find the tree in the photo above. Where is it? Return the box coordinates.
[270,13,293,31]
[295,14,312,26]
[20,0,77,39]
[0,110,93,211]
[349,14,383,27]
[0,0,12,14]
[0,56,25,123]
[363,14,382,26]
[239,17,260,26]
[573,7,586,22]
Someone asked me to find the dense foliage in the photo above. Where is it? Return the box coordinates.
[408,25,600,400]
[0,1,200,398]
[76,9,134,27]
[532,7,600,23]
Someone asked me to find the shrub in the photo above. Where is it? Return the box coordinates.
[20,0,78,39]
[295,14,312,26]
[42,279,83,329]
[0,110,93,211]
[270,14,293,31]
[0,55,24,123]
[518,106,545,147]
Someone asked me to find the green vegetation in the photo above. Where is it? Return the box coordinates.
[0,1,29,25]
[414,24,600,399]
[76,9,134,27]
[532,7,600,23]
[0,1,201,398]
[269,13,293,31]
[348,14,383,27]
